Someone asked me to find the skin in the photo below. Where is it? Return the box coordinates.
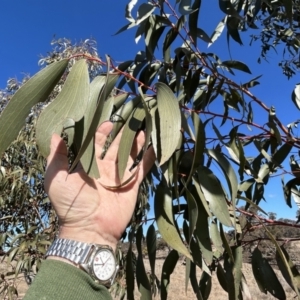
[45,121,155,260]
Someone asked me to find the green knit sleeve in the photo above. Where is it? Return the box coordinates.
[24,260,112,300]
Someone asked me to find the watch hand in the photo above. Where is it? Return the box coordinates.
[103,257,111,266]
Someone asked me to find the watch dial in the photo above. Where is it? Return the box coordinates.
[92,249,116,281]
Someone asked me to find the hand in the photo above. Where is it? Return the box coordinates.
[44,122,155,251]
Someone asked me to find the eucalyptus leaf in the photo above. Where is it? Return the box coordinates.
[155,82,181,165]
[222,60,251,74]
[161,250,179,300]
[197,166,232,227]
[36,59,89,157]
[0,59,68,157]
[252,247,286,298]
[155,182,192,260]
[188,0,201,46]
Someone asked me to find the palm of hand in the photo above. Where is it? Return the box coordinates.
[45,122,155,249]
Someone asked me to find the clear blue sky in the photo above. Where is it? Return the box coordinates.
[0,0,299,220]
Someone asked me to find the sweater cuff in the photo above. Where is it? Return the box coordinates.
[24,259,112,300]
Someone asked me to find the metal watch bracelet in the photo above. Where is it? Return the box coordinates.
[45,238,95,265]
[45,238,119,287]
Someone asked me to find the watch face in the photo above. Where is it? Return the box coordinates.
[92,249,116,281]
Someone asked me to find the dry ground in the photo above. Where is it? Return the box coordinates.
[0,249,296,299]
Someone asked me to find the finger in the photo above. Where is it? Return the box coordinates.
[46,134,68,172]
[94,121,114,159]
[103,126,125,162]
[45,134,69,193]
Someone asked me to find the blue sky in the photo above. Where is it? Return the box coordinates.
[0,0,299,221]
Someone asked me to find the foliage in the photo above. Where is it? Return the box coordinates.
[2,1,300,299]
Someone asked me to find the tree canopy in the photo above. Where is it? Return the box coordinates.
[2,0,300,299]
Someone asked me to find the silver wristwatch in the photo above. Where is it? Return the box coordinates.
[45,238,119,287]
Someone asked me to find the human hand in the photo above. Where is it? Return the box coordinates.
[44,122,155,251]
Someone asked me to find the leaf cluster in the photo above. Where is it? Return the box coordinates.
[2,1,300,299]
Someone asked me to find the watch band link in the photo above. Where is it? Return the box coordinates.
[45,238,93,264]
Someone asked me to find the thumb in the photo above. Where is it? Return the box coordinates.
[46,134,68,177]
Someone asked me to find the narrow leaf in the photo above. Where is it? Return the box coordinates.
[161,250,179,300]
[155,82,181,165]
[36,59,89,157]
[222,60,251,74]
[70,56,119,172]
[0,59,68,157]
[146,224,156,276]
[252,247,286,298]
[136,226,152,300]
[188,0,201,46]
[118,104,145,180]
[292,84,300,110]
[197,166,232,226]
[209,17,226,47]
[155,182,192,260]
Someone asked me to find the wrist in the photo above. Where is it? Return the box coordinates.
[58,226,117,252]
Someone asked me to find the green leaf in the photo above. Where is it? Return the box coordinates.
[197,166,232,227]
[185,258,191,294]
[161,250,179,300]
[125,0,138,22]
[209,17,226,47]
[189,261,204,300]
[73,76,107,177]
[272,142,294,168]
[155,182,192,260]
[292,84,300,110]
[266,121,282,145]
[179,0,197,15]
[136,3,156,25]
[154,82,181,165]
[182,180,198,244]
[222,60,251,74]
[226,16,243,45]
[209,221,223,255]
[233,245,243,298]
[136,226,151,300]
[264,226,300,298]
[146,224,156,276]
[163,16,185,62]
[193,188,213,264]
[217,263,228,292]
[0,59,68,157]
[145,22,166,61]
[219,0,241,18]
[36,59,89,157]
[196,28,212,43]
[70,57,119,172]
[139,88,153,157]
[8,247,19,264]
[276,245,300,293]
[126,245,135,300]
[192,175,212,217]
[242,75,262,89]
[112,95,142,139]
[184,112,205,186]
[118,104,145,180]
[252,247,286,298]
[282,177,299,208]
[206,149,238,203]
[188,0,201,46]
[282,0,293,25]
[199,271,212,300]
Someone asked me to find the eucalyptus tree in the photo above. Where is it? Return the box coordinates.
[1,1,300,299]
